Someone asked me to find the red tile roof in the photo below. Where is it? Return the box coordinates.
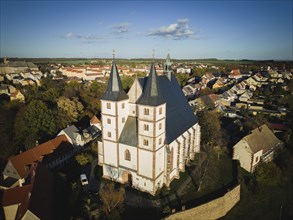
[8,135,68,178]
[90,115,101,124]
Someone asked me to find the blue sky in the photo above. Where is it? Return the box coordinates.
[1,0,292,60]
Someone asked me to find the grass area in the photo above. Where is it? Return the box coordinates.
[222,167,293,219]
[181,151,234,202]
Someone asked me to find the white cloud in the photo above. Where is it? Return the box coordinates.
[62,32,103,42]
[148,18,194,40]
[112,23,130,34]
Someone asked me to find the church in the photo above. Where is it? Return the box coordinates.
[97,54,201,195]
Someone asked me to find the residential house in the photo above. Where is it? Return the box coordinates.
[10,90,25,102]
[233,124,283,173]
[90,115,102,130]
[58,125,85,146]
[2,163,53,220]
[2,135,69,184]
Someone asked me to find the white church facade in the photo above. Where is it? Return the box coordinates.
[97,54,201,195]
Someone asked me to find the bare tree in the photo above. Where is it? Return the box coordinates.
[99,182,125,217]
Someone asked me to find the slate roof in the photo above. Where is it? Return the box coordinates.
[244,124,282,153]
[61,125,80,142]
[101,61,128,101]
[158,74,198,144]
[138,63,165,106]
[119,116,138,146]
[119,72,198,145]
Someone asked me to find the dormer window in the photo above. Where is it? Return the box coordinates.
[144,108,149,115]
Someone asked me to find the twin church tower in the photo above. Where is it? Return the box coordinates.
[97,54,201,195]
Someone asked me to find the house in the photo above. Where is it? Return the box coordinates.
[58,125,85,146]
[2,163,53,220]
[98,54,201,195]
[10,90,25,102]
[233,124,283,173]
[229,69,242,81]
[58,124,101,147]
[2,135,69,183]
[90,115,102,130]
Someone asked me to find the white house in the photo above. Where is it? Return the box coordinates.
[233,124,283,173]
[98,54,201,195]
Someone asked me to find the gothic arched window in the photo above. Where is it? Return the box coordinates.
[125,149,131,161]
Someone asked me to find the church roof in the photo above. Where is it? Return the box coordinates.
[119,116,138,146]
[159,74,198,144]
[136,73,198,144]
[101,61,128,101]
[138,63,165,106]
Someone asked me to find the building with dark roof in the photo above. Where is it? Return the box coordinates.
[98,54,201,195]
[232,124,283,173]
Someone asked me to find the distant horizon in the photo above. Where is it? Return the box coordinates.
[1,56,292,62]
[1,1,292,60]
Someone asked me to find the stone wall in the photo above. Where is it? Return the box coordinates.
[167,184,240,220]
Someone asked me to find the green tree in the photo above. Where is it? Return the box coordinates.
[256,162,282,188]
[57,96,84,125]
[197,110,222,146]
[176,73,190,87]
[121,75,135,92]
[0,101,22,159]
[14,100,57,148]
[75,153,90,166]
[43,88,60,103]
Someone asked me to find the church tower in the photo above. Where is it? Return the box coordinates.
[164,53,173,80]
[137,63,166,193]
[100,56,129,178]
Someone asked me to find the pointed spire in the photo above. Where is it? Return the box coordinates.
[101,52,128,101]
[138,63,165,106]
[164,53,173,81]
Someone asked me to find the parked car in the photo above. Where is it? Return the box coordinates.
[80,174,89,186]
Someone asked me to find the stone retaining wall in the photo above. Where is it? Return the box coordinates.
[167,184,240,220]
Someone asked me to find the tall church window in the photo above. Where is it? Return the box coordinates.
[159,107,162,115]
[143,139,149,146]
[122,117,125,123]
[107,132,111,138]
[144,108,149,115]
[159,123,162,130]
[159,138,162,145]
[125,149,131,161]
[144,124,149,131]
[107,118,111,124]
[107,103,111,109]
[122,103,125,109]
